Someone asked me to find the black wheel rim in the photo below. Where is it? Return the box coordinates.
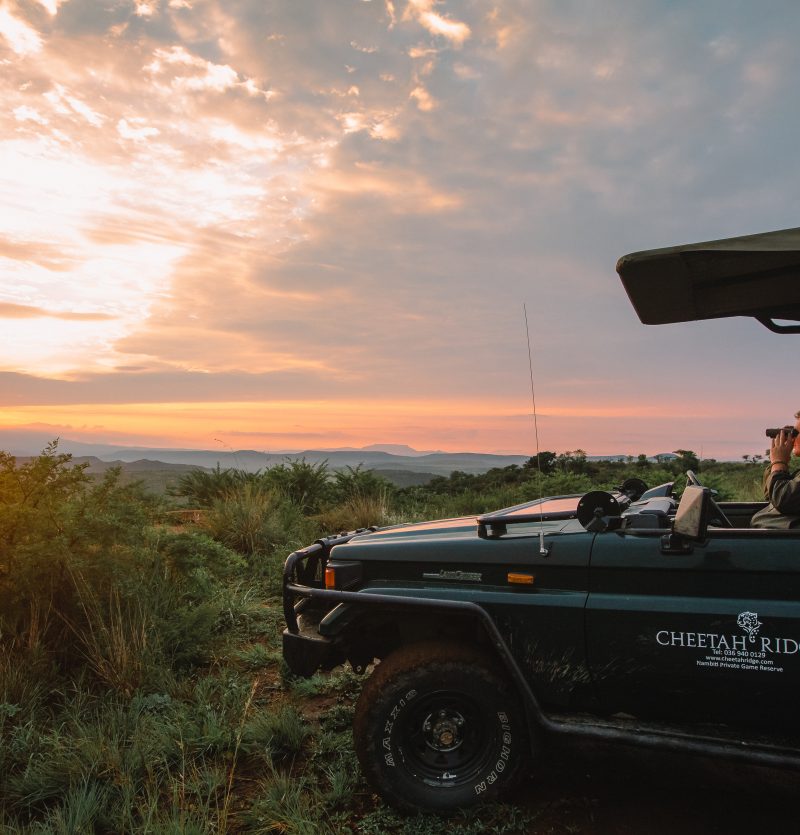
[395,690,496,787]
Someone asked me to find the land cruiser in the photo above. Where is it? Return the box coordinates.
[282,227,800,812]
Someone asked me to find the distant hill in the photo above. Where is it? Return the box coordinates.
[367,468,435,488]
[10,455,207,495]
[2,431,686,476]
[323,443,438,456]
[3,433,529,479]
[6,434,690,495]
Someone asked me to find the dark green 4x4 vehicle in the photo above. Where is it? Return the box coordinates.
[283,228,800,813]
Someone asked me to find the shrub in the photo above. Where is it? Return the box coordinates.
[316,491,392,533]
[263,459,330,514]
[198,483,318,593]
[330,465,394,504]
[171,464,263,508]
[0,446,242,691]
[200,484,285,556]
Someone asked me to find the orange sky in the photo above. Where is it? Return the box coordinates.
[2,1,799,458]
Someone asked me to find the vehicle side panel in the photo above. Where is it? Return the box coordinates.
[586,528,800,735]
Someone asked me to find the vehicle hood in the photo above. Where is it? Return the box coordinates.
[618,226,800,330]
[329,505,580,564]
[350,515,481,542]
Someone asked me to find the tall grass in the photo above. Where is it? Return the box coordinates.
[198,482,317,594]
[61,572,153,695]
[200,483,304,556]
[316,489,394,532]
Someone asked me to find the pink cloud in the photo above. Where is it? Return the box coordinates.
[0,302,115,321]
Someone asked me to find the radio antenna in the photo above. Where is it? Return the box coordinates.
[524,304,549,556]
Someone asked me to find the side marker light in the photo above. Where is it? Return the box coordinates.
[507,573,535,585]
[324,561,363,590]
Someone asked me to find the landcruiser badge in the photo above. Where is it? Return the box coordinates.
[422,570,482,583]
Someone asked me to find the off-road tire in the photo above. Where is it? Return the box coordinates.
[353,640,527,813]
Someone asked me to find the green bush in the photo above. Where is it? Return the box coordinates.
[170,464,262,507]
[330,465,394,504]
[263,459,331,514]
[0,446,242,693]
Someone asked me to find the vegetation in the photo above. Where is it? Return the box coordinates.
[0,443,774,831]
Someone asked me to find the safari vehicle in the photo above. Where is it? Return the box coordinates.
[282,227,800,812]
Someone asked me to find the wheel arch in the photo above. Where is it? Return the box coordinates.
[329,604,496,669]
[328,602,549,760]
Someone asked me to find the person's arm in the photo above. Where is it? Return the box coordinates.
[766,430,800,512]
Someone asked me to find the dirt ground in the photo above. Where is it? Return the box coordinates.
[507,740,799,834]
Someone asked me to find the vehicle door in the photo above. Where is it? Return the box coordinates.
[585,527,800,735]
[477,521,594,712]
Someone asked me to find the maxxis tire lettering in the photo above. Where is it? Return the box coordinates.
[382,688,418,766]
[473,711,512,794]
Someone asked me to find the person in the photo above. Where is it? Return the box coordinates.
[751,413,800,528]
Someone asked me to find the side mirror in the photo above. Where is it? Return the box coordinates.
[662,485,710,553]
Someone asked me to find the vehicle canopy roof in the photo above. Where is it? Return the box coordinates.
[617,226,800,333]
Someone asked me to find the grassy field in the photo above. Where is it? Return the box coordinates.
[0,445,776,832]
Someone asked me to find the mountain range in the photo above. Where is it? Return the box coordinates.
[1,430,529,475]
[2,430,679,478]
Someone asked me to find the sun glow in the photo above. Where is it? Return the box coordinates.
[0,393,753,457]
[0,398,533,450]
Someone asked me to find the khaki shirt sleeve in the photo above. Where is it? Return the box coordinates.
[765,469,800,514]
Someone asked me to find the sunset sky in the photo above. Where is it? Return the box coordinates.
[2,0,800,458]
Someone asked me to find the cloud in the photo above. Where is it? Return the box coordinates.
[13,105,48,124]
[0,236,76,271]
[409,84,436,110]
[33,0,67,15]
[43,84,105,126]
[404,0,471,45]
[0,6,42,55]
[117,117,159,141]
[0,303,115,321]
[146,45,269,97]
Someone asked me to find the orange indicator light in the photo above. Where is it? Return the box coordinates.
[507,573,535,585]
[325,567,336,589]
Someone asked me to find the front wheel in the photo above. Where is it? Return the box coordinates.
[353,641,528,813]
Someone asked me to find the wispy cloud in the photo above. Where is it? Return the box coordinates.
[0,303,115,321]
[0,5,42,55]
[405,0,471,45]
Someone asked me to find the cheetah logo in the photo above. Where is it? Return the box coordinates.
[737,611,762,644]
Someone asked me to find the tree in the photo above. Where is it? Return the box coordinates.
[571,449,588,473]
[672,449,700,473]
[523,451,556,475]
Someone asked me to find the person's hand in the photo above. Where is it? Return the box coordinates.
[770,430,794,465]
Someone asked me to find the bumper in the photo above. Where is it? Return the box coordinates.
[282,627,339,677]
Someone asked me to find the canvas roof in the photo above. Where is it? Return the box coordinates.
[617,227,800,331]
